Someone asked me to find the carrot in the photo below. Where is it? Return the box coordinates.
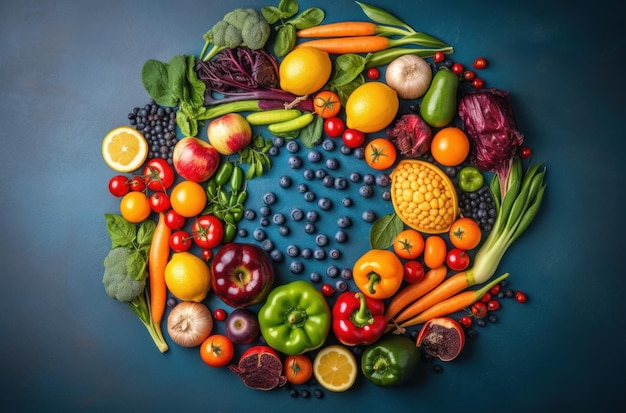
[384,265,447,322]
[149,212,171,325]
[295,36,391,54]
[398,273,509,328]
[296,22,378,38]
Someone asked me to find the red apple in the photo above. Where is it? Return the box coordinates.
[211,243,274,308]
[207,113,252,155]
[172,137,220,182]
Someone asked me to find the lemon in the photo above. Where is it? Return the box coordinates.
[164,252,211,302]
[102,126,148,172]
[279,47,332,96]
[345,82,399,133]
[313,345,357,392]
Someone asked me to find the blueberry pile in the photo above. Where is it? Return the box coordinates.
[128,99,177,164]
[458,186,497,232]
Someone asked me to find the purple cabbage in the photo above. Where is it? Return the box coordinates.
[458,88,524,195]
[385,113,432,158]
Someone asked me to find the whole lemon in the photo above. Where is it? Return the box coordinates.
[345,82,399,133]
[165,252,211,302]
[279,47,332,96]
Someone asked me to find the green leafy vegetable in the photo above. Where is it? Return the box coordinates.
[239,135,273,179]
[299,115,323,148]
[263,0,325,57]
[370,213,404,249]
[105,213,154,281]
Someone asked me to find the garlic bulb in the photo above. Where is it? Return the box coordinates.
[385,55,433,99]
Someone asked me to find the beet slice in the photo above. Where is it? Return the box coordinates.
[416,317,466,362]
[229,346,287,391]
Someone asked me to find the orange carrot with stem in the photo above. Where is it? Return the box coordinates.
[384,265,447,322]
[297,22,406,38]
[398,273,509,329]
[149,212,171,325]
[295,32,450,55]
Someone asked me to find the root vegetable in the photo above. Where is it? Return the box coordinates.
[167,301,214,347]
[385,55,432,99]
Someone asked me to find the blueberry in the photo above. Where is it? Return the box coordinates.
[342,197,353,207]
[279,176,292,188]
[335,280,348,292]
[244,209,256,220]
[359,185,374,198]
[326,265,340,278]
[376,174,390,186]
[340,268,353,280]
[306,210,319,222]
[267,146,279,156]
[259,217,270,226]
[286,140,300,153]
[286,244,300,257]
[381,190,391,201]
[315,234,329,247]
[326,157,340,170]
[273,136,285,147]
[353,147,365,159]
[329,248,341,260]
[259,205,271,216]
[303,169,315,180]
[261,239,274,251]
[477,318,487,327]
[300,389,310,399]
[315,168,327,179]
[314,389,324,399]
[488,314,499,323]
[322,139,335,151]
[349,172,362,182]
[290,261,304,274]
[288,155,303,169]
[334,177,348,190]
[313,248,326,260]
[272,213,286,225]
[304,223,317,234]
[362,210,376,223]
[263,192,277,205]
[290,208,304,221]
[238,228,248,237]
[301,247,313,259]
[297,183,308,193]
[307,149,322,163]
[278,225,290,236]
[335,230,348,243]
[253,228,266,241]
[337,216,352,228]
[322,175,335,187]
[309,272,322,283]
[363,174,375,185]
[340,145,352,155]
[290,389,299,398]
[318,197,332,210]
[303,191,316,202]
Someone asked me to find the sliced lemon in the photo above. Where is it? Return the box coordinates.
[101,126,148,172]
[313,345,357,392]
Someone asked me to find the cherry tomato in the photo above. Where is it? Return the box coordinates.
[213,308,227,321]
[515,291,528,303]
[472,78,485,89]
[108,175,130,197]
[487,300,500,311]
[169,230,192,252]
[143,158,175,192]
[451,63,464,75]
[324,116,345,138]
[364,137,397,170]
[520,146,533,159]
[459,315,473,328]
[473,57,487,69]
[342,128,365,148]
[366,67,380,80]
[283,354,314,385]
[201,248,213,261]
[423,235,447,269]
[128,175,145,192]
[313,90,341,119]
[149,192,171,213]
[393,229,424,259]
[471,302,487,318]
[433,51,445,63]
[489,284,502,296]
[463,70,476,81]
[446,248,470,271]
[119,191,151,223]
[200,334,234,368]
[403,260,425,284]
[321,283,335,297]
[480,292,492,303]
[164,209,186,230]
[191,215,224,249]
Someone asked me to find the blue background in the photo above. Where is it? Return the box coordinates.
[1,0,624,412]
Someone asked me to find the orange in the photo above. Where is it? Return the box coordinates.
[313,345,357,392]
[119,191,151,223]
[430,127,470,167]
[164,252,211,302]
[279,47,332,96]
[169,180,207,218]
[102,126,148,172]
[345,82,399,133]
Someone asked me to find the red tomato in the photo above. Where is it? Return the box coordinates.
[473,57,487,69]
[433,51,445,63]
[463,70,476,81]
[403,260,425,284]
[149,192,171,213]
[520,146,533,159]
[191,215,224,249]
[164,209,186,230]
[143,158,175,191]
[471,302,487,318]
[342,128,365,148]
[169,230,192,252]
[200,334,234,368]
[446,248,470,271]
[213,308,227,321]
[451,63,464,75]
[313,91,341,119]
[324,117,345,138]
[366,67,380,80]
[108,175,130,197]
[321,283,335,297]
[201,248,213,261]
[283,354,313,385]
[472,78,485,89]
[487,300,500,311]
[515,291,528,303]
[128,175,145,192]
[459,315,472,328]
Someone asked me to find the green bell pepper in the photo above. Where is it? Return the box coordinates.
[258,280,331,355]
[361,334,420,386]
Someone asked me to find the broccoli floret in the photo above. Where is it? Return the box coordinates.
[200,8,271,61]
[103,247,146,302]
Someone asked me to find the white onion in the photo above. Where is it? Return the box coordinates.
[385,55,433,99]
[167,301,213,347]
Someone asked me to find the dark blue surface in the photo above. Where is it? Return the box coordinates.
[1,0,625,412]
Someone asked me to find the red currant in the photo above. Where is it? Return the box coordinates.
[321,283,335,297]
[473,57,487,69]
[213,308,227,321]
[433,51,445,63]
[463,70,476,81]
[487,300,501,311]
[201,248,213,261]
[451,63,464,75]
[489,284,502,296]
[459,315,473,328]
[520,146,533,159]
[366,67,380,80]
[472,78,485,89]
[515,291,528,303]
[480,292,492,303]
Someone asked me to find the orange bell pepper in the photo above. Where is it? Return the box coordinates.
[352,249,404,299]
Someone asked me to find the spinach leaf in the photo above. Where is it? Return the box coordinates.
[300,115,323,148]
[330,54,367,87]
[370,213,404,249]
[105,213,137,249]
[290,8,325,30]
[274,24,297,57]
[141,59,177,107]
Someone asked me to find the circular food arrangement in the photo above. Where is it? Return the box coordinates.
[100,0,547,397]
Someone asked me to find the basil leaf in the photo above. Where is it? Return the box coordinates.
[370,213,404,249]
[261,6,282,24]
[136,219,156,251]
[277,0,299,18]
[330,54,366,87]
[300,115,323,148]
[126,249,147,281]
[274,24,297,57]
[105,213,137,249]
[355,1,414,32]
[290,8,325,30]
[141,59,177,107]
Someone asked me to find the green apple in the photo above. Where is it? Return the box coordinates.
[458,166,484,192]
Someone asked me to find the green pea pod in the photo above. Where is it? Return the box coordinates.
[223,220,237,242]
[233,208,244,222]
[228,192,238,207]
[218,189,230,205]
[214,161,234,186]
[213,210,224,221]
[236,191,248,206]
[268,112,315,134]
[206,178,218,198]
[229,164,244,192]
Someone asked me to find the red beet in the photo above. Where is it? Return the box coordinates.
[416,317,465,362]
[228,346,287,390]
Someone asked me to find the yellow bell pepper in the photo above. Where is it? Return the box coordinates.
[353,249,404,299]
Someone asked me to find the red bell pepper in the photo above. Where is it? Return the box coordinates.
[332,291,387,346]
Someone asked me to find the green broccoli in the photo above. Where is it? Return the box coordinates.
[102,246,168,353]
[200,8,271,61]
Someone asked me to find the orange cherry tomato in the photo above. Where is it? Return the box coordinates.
[423,235,447,269]
[393,229,424,260]
[199,334,234,368]
[449,217,482,250]
[313,90,341,119]
[364,137,397,170]
[119,191,151,223]
[430,127,470,167]
[283,354,313,385]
